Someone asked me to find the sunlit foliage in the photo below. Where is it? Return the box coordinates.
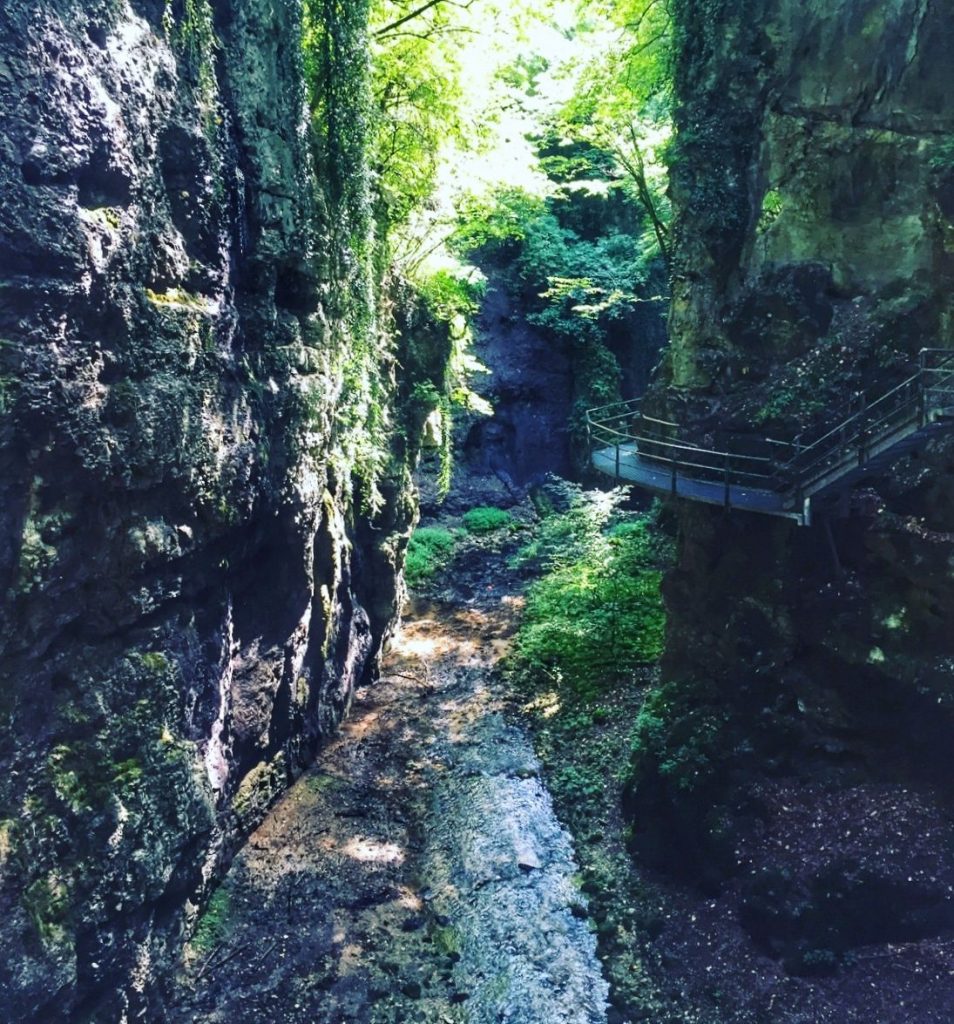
[560,0,674,264]
[405,525,458,586]
[512,493,673,698]
[461,505,512,533]
[369,2,472,234]
[303,0,393,513]
[300,0,674,501]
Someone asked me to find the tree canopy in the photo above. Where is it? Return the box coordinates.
[301,0,674,495]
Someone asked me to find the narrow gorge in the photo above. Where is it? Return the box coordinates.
[1,1,952,1022]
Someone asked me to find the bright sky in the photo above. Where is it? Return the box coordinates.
[456,5,577,191]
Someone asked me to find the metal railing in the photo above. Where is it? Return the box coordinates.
[587,348,954,514]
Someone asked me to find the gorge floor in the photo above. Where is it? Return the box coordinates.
[170,547,609,1023]
[169,502,954,1024]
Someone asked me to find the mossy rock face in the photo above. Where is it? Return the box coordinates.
[0,0,436,1018]
[665,0,954,392]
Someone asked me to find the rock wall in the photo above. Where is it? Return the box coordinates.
[666,0,954,394]
[0,1,431,1018]
[629,0,954,941]
[458,277,575,496]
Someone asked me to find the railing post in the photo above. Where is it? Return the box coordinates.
[918,350,928,427]
[671,453,677,496]
[615,442,620,479]
[724,452,731,509]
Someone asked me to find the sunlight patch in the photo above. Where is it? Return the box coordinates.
[343,837,406,865]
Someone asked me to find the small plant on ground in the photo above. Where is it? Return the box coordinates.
[405,526,458,588]
[461,506,512,534]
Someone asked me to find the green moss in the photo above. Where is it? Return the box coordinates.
[16,520,57,592]
[928,137,954,173]
[461,506,512,534]
[137,652,169,673]
[145,287,210,310]
[215,495,238,526]
[23,873,71,944]
[14,499,74,594]
[303,772,341,795]
[113,758,144,788]
[0,818,14,867]
[757,187,783,232]
[629,679,731,794]
[232,754,288,827]
[318,584,333,657]
[753,382,827,426]
[83,206,122,230]
[430,923,462,956]
[191,886,232,954]
[46,744,92,815]
[405,526,458,588]
[164,0,217,121]
[8,646,210,959]
[511,501,671,698]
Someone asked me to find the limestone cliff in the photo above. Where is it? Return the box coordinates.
[629,0,954,960]
[666,0,953,394]
[0,1,437,1018]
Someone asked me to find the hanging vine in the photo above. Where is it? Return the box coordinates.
[303,0,395,514]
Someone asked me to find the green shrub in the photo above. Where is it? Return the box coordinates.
[629,679,731,793]
[405,526,457,587]
[517,560,664,697]
[511,495,672,698]
[461,506,512,534]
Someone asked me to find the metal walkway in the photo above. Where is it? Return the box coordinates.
[588,349,954,526]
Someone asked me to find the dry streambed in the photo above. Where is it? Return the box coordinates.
[171,595,608,1023]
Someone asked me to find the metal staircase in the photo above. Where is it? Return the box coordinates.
[588,349,954,526]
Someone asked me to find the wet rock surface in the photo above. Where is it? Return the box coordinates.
[464,279,575,487]
[419,278,575,519]
[172,584,608,1023]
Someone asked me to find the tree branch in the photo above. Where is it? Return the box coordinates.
[624,0,666,35]
[375,0,478,38]
[613,125,670,268]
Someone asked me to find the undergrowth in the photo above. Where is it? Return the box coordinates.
[508,490,687,1020]
[405,526,458,587]
[461,506,512,534]
[510,491,673,699]
[191,887,232,955]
